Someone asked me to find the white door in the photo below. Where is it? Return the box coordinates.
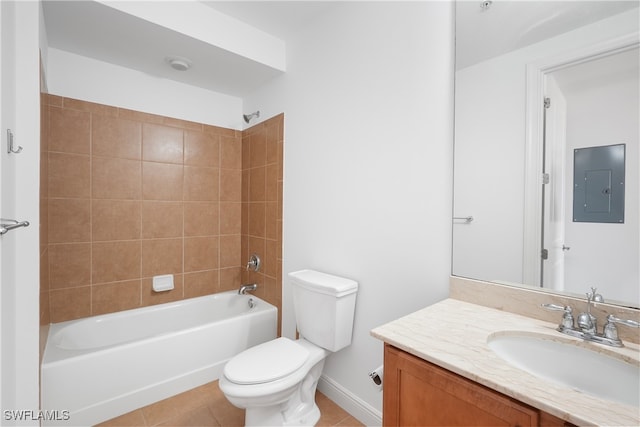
[1,1,41,422]
[541,75,568,291]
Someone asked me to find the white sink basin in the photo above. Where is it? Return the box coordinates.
[487,332,640,407]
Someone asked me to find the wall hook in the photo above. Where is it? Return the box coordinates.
[7,129,23,154]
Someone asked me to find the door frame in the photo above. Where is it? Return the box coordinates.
[1,1,41,422]
[523,32,639,287]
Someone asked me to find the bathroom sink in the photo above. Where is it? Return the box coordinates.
[487,332,640,407]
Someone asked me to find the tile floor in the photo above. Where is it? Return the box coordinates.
[98,380,364,427]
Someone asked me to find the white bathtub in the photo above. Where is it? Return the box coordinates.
[41,291,277,426]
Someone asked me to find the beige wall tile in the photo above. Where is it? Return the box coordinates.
[142,238,183,277]
[265,164,278,202]
[40,249,49,292]
[219,169,241,202]
[92,156,142,200]
[241,169,250,201]
[48,152,90,198]
[40,152,49,200]
[264,239,277,278]
[220,135,242,169]
[163,117,202,132]
[219,235,241,268]
[142,201,183,238]
[184,237,218,272]
[249,166,266,202]
[40,290,50,326]
[248,202,266,238]
[204,124,237,138]
[143,162,183,201]
[266,123,279,165]
[142,123,184,164]
[92,200,141,241]
[220,202,241,235]
[265,202,278,241]
[49,286,91,322]
[92,115,142,160]
[48,107,90,154]
[184,131,219,167]
[249,132,266,168]
[219,267,241,291]
[184,270,219,299]
[183,166,219,201]
[45,94,63,107]
[92,280,141,315]
[184,202,218,237]
[43,98,283,327]
[92,241,141,284]
[63,98,118,116]
[49,243,91,289]
[242,135,251,169]
[49,198,91,243]
[118,108,165,125]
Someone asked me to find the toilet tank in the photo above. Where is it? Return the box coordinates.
[288,270,358,352]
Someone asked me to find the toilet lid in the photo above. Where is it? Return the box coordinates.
[224,337,310,385]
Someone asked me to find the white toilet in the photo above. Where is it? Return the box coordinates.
[219,269,358,427]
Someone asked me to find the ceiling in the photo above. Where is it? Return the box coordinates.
[455,0,639,70]
[42,1,335,97]
[42,1,639,97]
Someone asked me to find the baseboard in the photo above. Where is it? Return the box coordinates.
[317,375,382,427]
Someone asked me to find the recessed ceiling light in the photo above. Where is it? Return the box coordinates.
[165,56,192,71]
[480,1,492,11]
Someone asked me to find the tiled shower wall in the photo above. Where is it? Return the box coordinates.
[240,119,284,332]
[39,95,283,329]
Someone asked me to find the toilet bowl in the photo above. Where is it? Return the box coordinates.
[219,337,329,426]
[219,270,358,427]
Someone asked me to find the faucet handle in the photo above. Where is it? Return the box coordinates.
[603,315,640,344]
[606,315,640,329]
[246,253,261,272]
[541,303,567,312]
[541,304,575,330]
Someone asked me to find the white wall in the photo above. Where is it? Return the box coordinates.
[453,9,639,286]
[245,2,454,423]
[46,48,244,130]
[562,69,639,304]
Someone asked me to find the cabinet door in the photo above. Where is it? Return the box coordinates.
[383,344,539,426]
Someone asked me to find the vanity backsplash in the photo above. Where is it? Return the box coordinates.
[450,276,640,345]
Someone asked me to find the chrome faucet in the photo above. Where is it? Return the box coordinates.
[542,288,640,347]
[238,283,257,295]
[576,287,599,335]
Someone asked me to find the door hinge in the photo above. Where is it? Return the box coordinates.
[541,248,549,260]
[543,173,550,184]
[544,97,551,109]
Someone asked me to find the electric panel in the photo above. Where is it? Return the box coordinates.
[573,143,625,223]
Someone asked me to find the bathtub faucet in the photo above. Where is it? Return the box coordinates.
[239,284,258,295]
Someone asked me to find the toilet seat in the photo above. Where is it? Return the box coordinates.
[224,337,310,385]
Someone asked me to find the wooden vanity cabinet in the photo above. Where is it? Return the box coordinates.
[383,344,575,427]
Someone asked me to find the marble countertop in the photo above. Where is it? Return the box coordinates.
[370,298,640,426]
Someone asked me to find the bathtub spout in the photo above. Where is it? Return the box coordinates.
[239,284,258,295]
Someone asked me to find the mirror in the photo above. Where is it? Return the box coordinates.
[452,1,639,308]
